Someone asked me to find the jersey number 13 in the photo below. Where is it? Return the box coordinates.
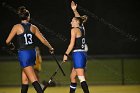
[24,34,33,45]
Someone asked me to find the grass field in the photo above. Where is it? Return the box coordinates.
[0,59,140,86]
[0,85,140,93]
[0,58,140,93]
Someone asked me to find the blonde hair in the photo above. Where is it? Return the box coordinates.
[74,15,88,26]
[81,15,88,23]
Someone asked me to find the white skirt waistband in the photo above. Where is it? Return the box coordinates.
[73,49,86,52]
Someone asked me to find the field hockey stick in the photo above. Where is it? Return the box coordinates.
[51,53,66,76]
[43,62,64,91]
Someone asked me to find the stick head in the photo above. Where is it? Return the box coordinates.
[42,80,56,91]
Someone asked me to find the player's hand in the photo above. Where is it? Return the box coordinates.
[49,48,54,54]
[71,1,77,11]
[8,42,15,50]
[63,54,68,62]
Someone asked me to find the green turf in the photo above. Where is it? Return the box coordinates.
[0,59,140,86]
[0,85,140,93]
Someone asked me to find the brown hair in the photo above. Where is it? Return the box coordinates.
[17,6,30,20]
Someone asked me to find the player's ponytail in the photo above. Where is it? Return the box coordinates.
[75,15,88,26]
[80,15,88,23]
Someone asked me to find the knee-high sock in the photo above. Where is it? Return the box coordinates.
[32,81,43,93]
[81,81,90,93]
[70,82,77,93]
[21,84,29,93]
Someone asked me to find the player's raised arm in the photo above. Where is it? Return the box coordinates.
[71,1,80,17]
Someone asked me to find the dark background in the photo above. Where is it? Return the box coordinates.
[0,0,140,56]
